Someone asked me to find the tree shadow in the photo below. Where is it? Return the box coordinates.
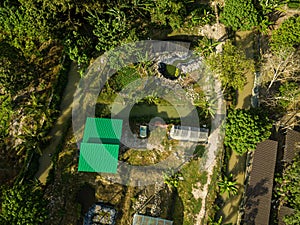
[77,183,96,215]
[241,178,269,224]
[170,189,184,225]
[228,154,247,175]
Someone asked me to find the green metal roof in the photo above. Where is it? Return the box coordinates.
[82,117,123,144]
[78,117,123,173]
[78,143,119,173]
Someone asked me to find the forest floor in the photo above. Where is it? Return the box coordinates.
[35,62,80,184]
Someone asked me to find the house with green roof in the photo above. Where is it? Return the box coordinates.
[78,117,123,173]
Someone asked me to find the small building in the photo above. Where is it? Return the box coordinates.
[84,203,117,225]
[283,129,300,164]
[132,214,173,225]
[169,125,209,142]
[242,140,278,225]
[78,117,123,173]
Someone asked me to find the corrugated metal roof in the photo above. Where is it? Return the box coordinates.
[78,117,123,173]
[284,129,300,164]
[82,117,123,143]
[78,143,119,173]
[132,214,173,225]
[243,140,278,225]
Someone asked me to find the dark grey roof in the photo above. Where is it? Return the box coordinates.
[243,140,278,225]
[284,129,300,163]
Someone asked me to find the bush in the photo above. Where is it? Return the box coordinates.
[224,108,272,155]
[221,0,261,31]
[271,15,300,50]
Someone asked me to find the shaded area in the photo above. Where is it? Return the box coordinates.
[243,178,269,225]
[217,151,247,224]
[77,183,96,215]
[35,62,80,184]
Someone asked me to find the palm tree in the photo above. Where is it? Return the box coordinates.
[218,174,238,197]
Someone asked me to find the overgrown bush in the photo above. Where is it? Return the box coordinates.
[224,108,272,155]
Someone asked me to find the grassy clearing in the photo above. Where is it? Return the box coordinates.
[173,159,208,225]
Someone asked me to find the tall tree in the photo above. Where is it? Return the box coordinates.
[207,41,254,90]
[150,0,186,30]
[0,1,52,57]
[87,7,138,53]
[261,48,300,90]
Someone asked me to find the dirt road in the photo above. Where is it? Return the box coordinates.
[35,62,80,184]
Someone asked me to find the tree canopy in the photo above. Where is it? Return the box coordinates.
[224,108,272,155]
[207,41,254,90]
[221,0,261,31]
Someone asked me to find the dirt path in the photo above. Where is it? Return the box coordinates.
[218,152,247,224]
[217,31,255,224]
[35,62,80,184]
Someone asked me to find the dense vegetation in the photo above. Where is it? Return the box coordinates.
[271,15,300,50]
[0,0,299,224]
[224,108,272,155]
[276,153,300,224]
[221,0,260,31]
[0,183,48,225]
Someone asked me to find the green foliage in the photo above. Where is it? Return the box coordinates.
[63,31,93,76]
[0,95,12,137]
[0,1,51,57]
[271,15,300,50]
[150,0,185,30]
[87,8,138,53]
[207,41,254,90]
[0,182,48,225]
[0,42,35,94]
[224,108,272,155]
[193,145,206,158]
[259,0,287,14]
[276,153,300,224]
[108,67,140,92]
[208,216,223,225]
[218,174,238,197]
[194,36,220,58]
[164,170,182,188]
[288,1,300,9]
[277,82,300,109]
[221,0,261,31]
[186,5,215,28]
